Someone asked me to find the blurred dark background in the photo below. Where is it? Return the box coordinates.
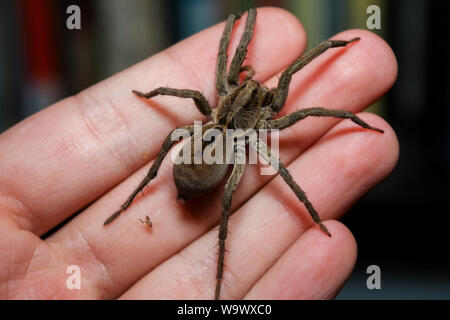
[0,0,449,299]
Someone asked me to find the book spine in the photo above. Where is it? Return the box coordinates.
[19,0,64,117]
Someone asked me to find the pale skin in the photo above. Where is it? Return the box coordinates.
[0,8,398,299]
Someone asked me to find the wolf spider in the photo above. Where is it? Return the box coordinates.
[103,8,383,300]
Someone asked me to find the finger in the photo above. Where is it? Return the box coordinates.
[0,7,307,235]
[0,209,93,299]
[118,113,398,299]
[47,28,397,298]
[264,29,397,153]
[245,220,356,299]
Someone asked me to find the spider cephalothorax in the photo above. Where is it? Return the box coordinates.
[103,8,383,300]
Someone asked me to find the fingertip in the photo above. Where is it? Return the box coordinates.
[303,219,358,294]
[318,220,358,293]
[316,111,399,194]
[257,6,307,48]
[245,219,357,299]
[353,112,400,177]
[315,220,358,264]
[333,29,398,92]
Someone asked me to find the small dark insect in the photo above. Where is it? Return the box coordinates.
[103,8,383,300]
[139,215,153,228]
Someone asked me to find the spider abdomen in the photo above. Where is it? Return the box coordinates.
[173,161,229,201]
[173,130,230,201]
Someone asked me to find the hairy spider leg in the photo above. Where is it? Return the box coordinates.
[215,140,246,300]
[249,137,331,236]
[216,14,239,96]
[227,8,257,87]
[132,87,212,117]
[103,125,195,225]
[240,65,256,80]
[271,38,360,113]
[268,107,384,133]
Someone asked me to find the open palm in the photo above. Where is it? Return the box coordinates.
[0,7,398,299]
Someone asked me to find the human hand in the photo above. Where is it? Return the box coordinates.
[0,7,398,299]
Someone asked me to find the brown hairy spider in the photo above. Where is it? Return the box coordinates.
[103,8,383,300]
